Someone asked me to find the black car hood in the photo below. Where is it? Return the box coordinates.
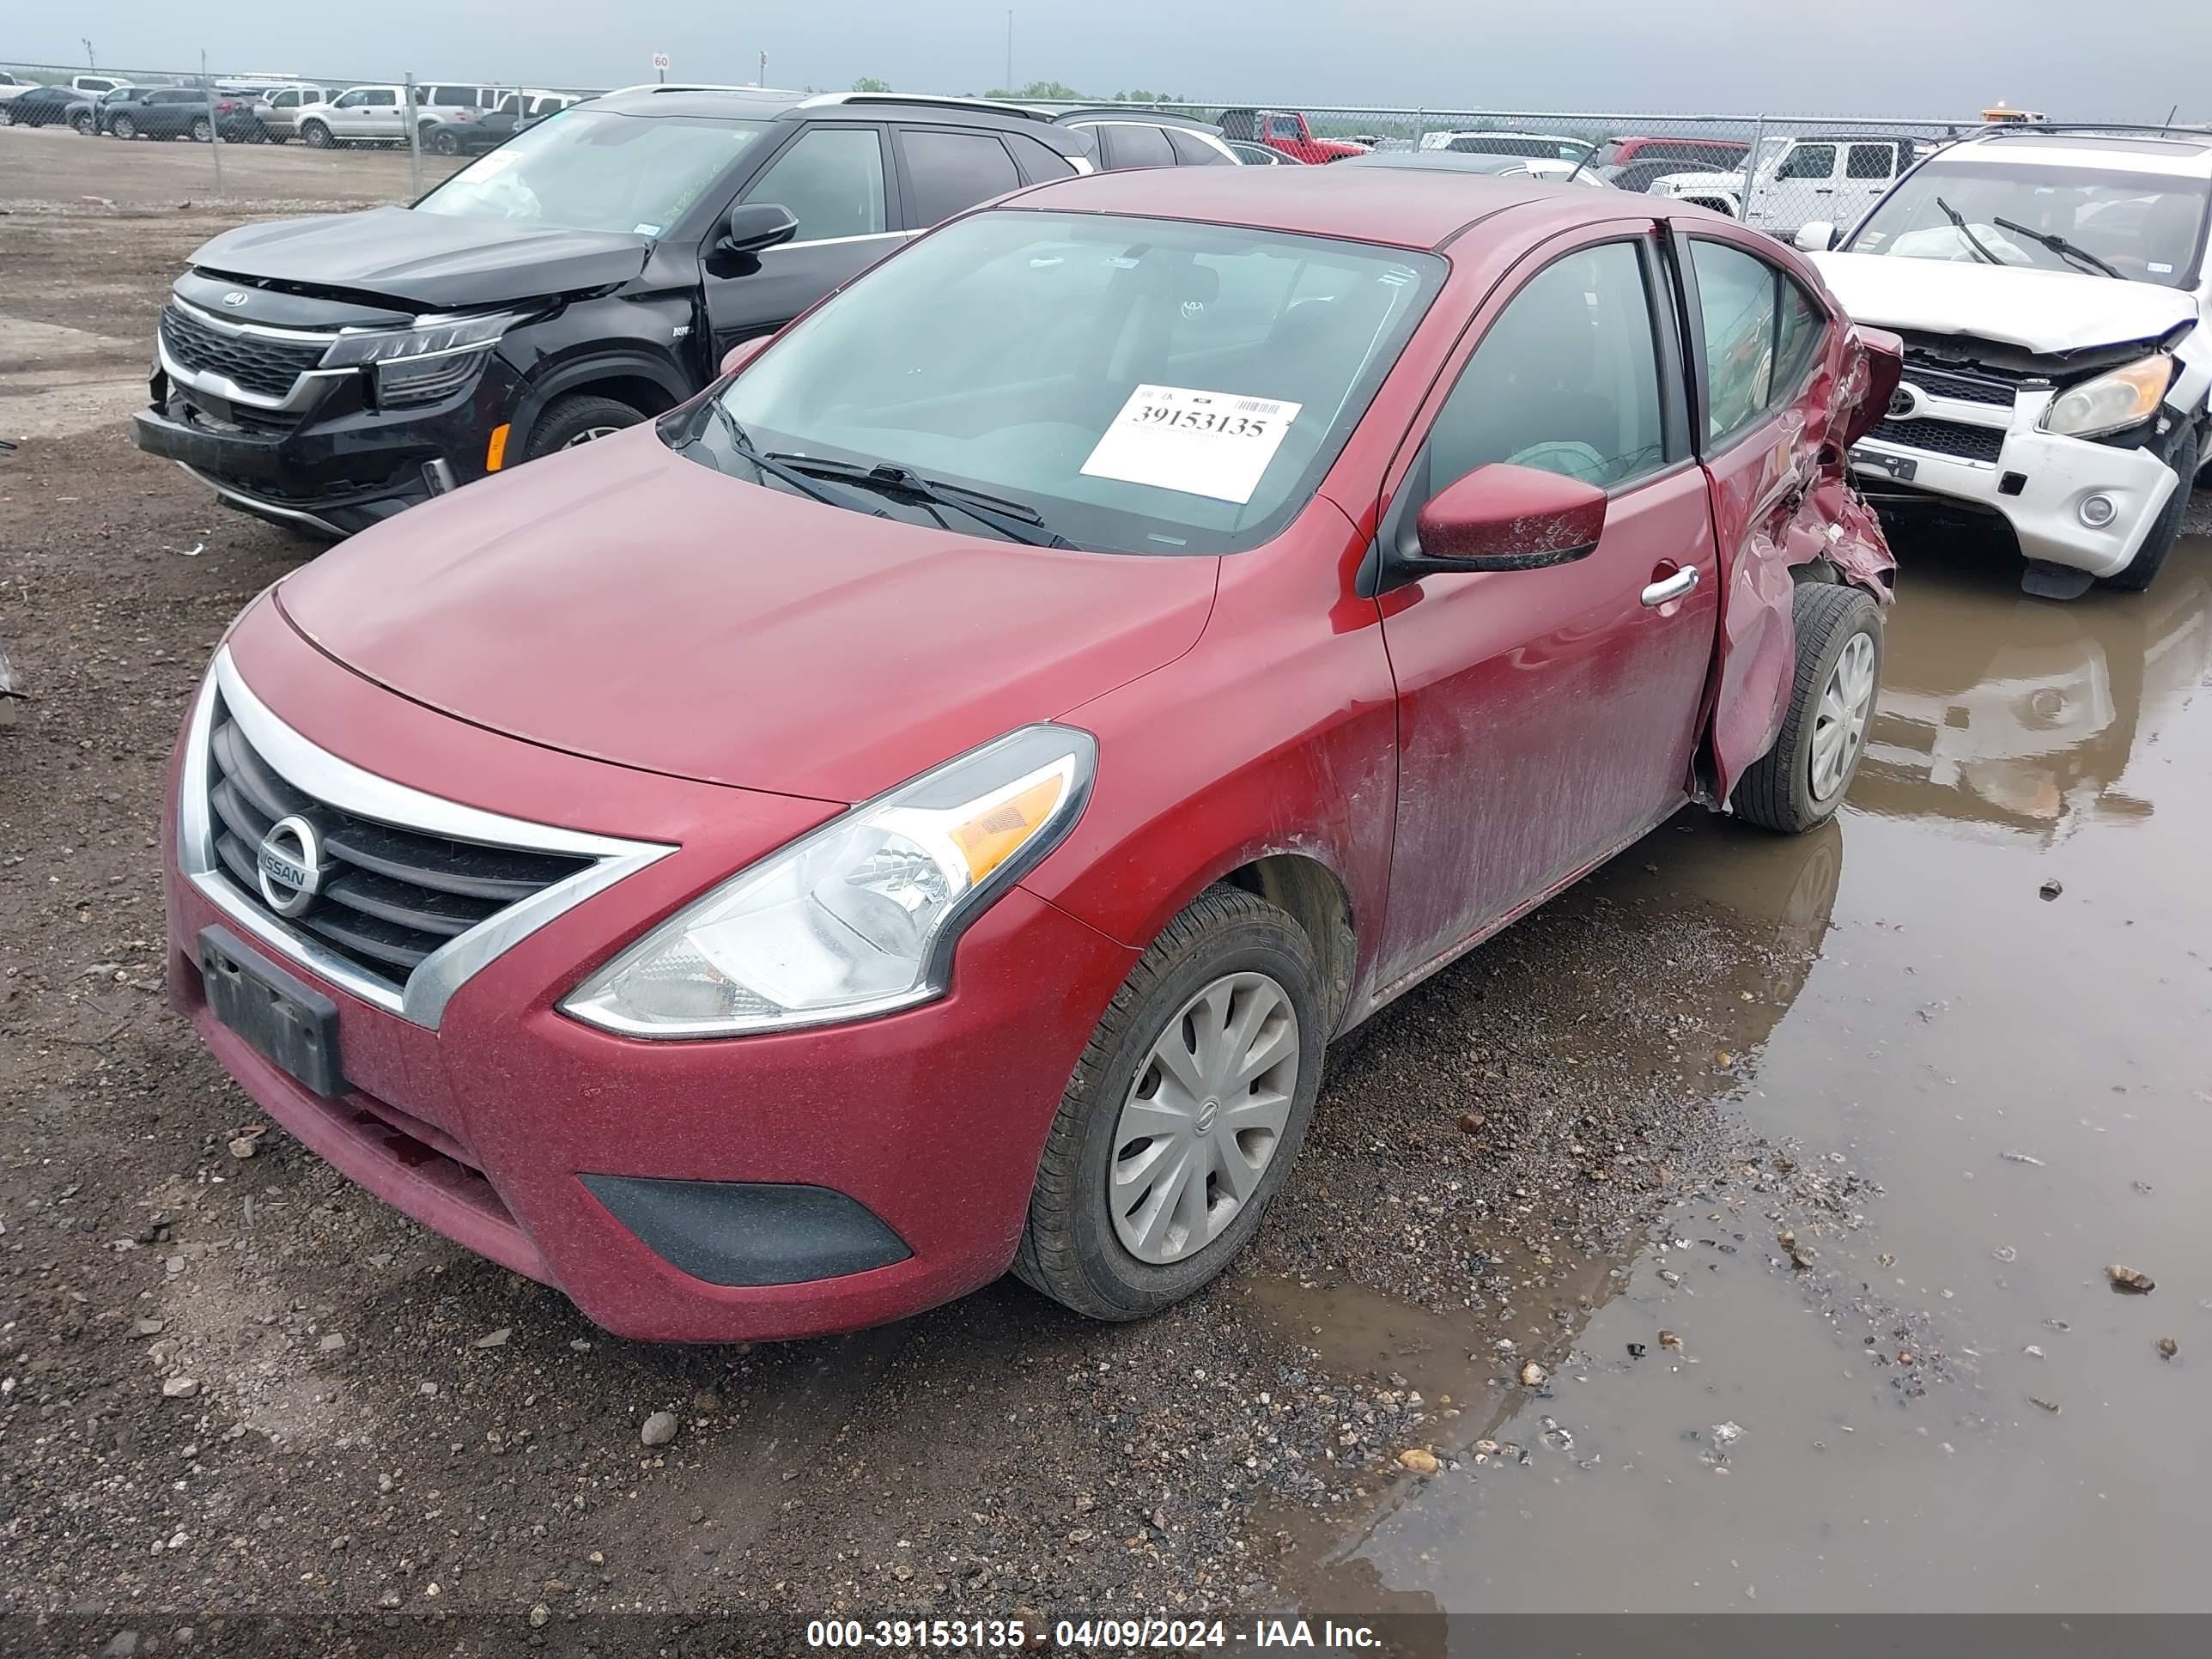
[188,205,651,310]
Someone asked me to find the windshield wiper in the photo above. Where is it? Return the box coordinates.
[1935,197,2008,266]
[763,454,1074,548]
[693,403,889,516]
[1991,216,2126,280]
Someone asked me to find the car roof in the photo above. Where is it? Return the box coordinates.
[584,86,1072,134]
[1340,149,1534,175]
[1043,106,1220,131]
[1945,129,2212,175]
[1001,163,1638,251]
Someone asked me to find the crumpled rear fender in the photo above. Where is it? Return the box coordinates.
[1705,324,1899,803]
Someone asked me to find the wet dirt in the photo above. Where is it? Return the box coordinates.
[1273,524,2212,1615]
[2,133,2210,1634]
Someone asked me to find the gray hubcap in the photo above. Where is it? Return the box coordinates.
[562,425,623,448]
[1109,971,1298,1265]
[1811,629,1875,802]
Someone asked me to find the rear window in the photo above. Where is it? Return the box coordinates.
[426,86,478,107]
[902,129,1020,225]
[1003,131,1076,184]
[1100,124,1175,170]
[1165,128,1231,166]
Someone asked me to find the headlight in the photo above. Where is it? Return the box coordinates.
[2040,354,2174,439]
[562,726,1097,1038]
[325,309,532,407]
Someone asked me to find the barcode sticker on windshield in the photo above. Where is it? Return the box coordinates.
[1080,385,1303,505]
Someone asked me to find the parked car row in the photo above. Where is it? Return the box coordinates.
[0,74,597,145]
[149,117,1906,1342]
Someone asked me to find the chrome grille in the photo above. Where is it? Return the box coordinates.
[203,693,592,990]
[1865,416,2007,465]
[1903,364,2020,408]
[161,304,329,401]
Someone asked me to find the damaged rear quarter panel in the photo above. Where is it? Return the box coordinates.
[1702,291,1899,801]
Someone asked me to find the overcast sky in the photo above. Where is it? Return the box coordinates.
[12,1,2199,121]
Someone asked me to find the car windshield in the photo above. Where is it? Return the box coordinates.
[413,110,768,237]
[1845,156,2212,288]
[696,210,1443,555]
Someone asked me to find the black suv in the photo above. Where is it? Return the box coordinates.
[131,88,1093,537]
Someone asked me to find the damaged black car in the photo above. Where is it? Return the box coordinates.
[131,88,1091,537]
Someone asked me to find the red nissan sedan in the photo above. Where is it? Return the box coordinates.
[165,167,1900,1341]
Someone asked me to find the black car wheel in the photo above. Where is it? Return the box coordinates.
[1013,884,1325,1321]
[523,395,648,459]
[433,130,459,155]
[1732,581,1884,834]
[0,106,15,128]
[301,120,331,149]
[189,117,212,143]
[111,113,136,139]
[70,112,94,134]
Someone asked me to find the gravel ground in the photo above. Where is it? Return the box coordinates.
[2,127,2205,1654]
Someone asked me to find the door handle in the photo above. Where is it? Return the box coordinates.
[1813,185,1835,193]
[1641,564,1699,607]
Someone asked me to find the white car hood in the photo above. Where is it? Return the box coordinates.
[1810,251,2198,355]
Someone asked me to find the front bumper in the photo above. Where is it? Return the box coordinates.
[162,620,1138,1341]
[131,353,520,538]
[1850,395,2185,579]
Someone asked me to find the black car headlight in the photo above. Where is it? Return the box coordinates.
[325,310,533,408]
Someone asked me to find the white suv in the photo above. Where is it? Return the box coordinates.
[1654,134,1924,238]
[1800,127,2212,597]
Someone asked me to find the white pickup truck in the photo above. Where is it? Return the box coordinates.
[1796,125,2212,598]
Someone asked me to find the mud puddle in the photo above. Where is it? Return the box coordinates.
[1273,527,2212,1613]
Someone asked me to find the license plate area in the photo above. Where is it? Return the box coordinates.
[1853,449,1917,484]
[199,925,345,1097]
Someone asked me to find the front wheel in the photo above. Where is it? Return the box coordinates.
[1013,884,1325,1321]
[432,130,459,155]
[522,394,646,459]
[70,112,94,134]
[0,106,15,128]
[1732,581,1883,835]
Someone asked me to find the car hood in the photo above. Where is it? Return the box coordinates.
[1809,252,2199,355]
[187,205,650,310]
[274,430,1220,803]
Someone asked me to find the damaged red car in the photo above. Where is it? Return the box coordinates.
[165,169,1899,1341]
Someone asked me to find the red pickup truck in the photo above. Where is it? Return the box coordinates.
[1217,107,1368,163]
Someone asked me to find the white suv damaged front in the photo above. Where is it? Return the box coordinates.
[1802,129,2212,598]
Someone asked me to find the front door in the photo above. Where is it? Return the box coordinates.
[1756,140,1839,231]
[703,124,902,362]
[1375,232,1721,988]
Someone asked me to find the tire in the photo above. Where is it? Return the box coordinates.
[1012,884,1325,1322]
[301,120,331,149]
[0,106,15,128]
[522,394,647,459]
[189,117,212,143]
[2099,422,2198,593]
[433,130,459,155]
[111,114,135,140]
[70,112,94,135]
[1731,581,1883,835]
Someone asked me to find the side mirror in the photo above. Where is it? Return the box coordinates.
[1794,220,1839,252]
[718,334,774,377]
[1407,464,1607,574]
[722,201,799,254]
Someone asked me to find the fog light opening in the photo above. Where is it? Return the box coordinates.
[2077,494,2118,529]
